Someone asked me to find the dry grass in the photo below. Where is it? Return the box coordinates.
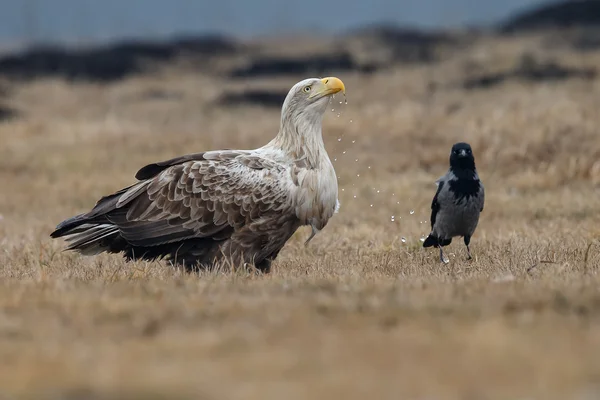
[1,32,600,399]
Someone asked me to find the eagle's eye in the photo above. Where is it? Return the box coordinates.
[303,86,312,93]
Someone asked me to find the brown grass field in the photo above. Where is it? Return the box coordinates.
[1,31,600,399]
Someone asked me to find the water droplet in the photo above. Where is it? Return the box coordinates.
[353,195,357,199]
[341,188,345,192]
[370,204,373,207]
[377,190,380,193]
[397,201,400,205]
[344,99,348,105]
[336,113,341,118]
[401,237,407,243]
[337,138,342,142]
[339,101,343,105]
[410,210,415,215]
[352,140,356,144]
[331,109,335,112]
[356,174,360,177]
[391,215,395,221]
[392,193,395,196]
[349,119,353,123]
[334,158,337,161]
[368,166,371,169]
[342,151,346,154]
[355,158,358,162]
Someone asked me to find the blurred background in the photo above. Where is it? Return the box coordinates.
[0,0,560,45]
[0,0,598,91]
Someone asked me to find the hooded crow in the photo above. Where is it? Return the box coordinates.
[423,142,485,263]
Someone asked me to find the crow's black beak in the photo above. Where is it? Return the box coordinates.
[458,149,468,157]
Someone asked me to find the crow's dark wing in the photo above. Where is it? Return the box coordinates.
[430,180,444,228]
[479,181,485,212]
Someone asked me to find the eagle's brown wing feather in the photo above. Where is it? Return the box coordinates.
[52,150,297,267]
[111,151,294,247]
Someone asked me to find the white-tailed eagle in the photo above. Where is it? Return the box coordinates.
[50,77,346,273]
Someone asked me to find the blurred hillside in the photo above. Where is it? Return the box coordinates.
[0,1,598,77]
[0,0,598,115]
[0,2,596,111]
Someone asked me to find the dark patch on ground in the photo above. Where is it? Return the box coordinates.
[0,105,20,122]
[345,24,461,63]
[0,35,239,82]
[216,90,288,108]
[136,89,184,101]
[500,0,600,33]
[463,55,596,89]
[571,31,600,51]
[0,84,9,97]
[538,27,600,52]
[563,27,600,51]
[229,51,376,79]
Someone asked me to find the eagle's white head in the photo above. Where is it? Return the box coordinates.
[281,77,346,126]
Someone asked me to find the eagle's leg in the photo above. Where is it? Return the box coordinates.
[464,235,472,260]
[254,259,272,274]
[254,248,282,274]
[304,225,318,247]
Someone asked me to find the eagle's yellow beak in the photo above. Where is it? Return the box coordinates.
[312,76,345,98]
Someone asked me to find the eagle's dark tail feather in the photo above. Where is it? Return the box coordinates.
[50,214,126,256]
[50,184,139,255]
[50,183,231,271]
[50,212,226,271]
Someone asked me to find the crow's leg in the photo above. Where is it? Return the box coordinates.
[464,235,472,260]
[438,245,449,264]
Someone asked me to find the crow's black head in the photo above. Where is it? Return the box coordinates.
[449,142,476,172]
